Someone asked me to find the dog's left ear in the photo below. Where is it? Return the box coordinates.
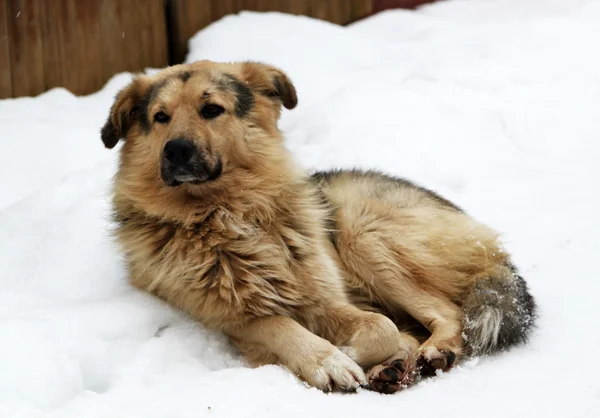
[100,76,149,149]
[241,62,298,110]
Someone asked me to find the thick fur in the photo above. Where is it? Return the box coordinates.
[310,169,536,357]
[101,60,536,393]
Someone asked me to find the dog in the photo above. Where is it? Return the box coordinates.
[100,60,536,394]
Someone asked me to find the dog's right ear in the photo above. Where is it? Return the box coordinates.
[100,77,148,149]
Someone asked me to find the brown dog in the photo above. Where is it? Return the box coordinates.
[101,60,536,394]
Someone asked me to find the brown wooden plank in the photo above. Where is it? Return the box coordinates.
[373,0,436,12]
[97,0,168,93]
[39,0,68,92]
[118,0,146,71]
[333,0,352,24]
[309,0,329,22]
[6,0,168,97]
[142,0,169,69]
[283,0,311,16]
[211,0,235,23]
[0,0,11,98]
[100,0,132,85]
[7,0,45,97]
[73,0,104,94]
[168,0,214,65]
[2,0,436,98]
[349,0,374,23]
[251,0,277,13]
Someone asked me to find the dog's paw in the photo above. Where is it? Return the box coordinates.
[367,357,417,394]
[417,345,457,376]
[304,349,367,393]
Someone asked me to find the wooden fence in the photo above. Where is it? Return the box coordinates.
[0,0,435,99]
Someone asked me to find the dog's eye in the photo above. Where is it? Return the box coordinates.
[154,111,170,124]
[200,104,225,119]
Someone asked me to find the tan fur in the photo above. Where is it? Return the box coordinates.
[101,60,534,393]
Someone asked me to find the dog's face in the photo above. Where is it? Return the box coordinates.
[101,61,297,213]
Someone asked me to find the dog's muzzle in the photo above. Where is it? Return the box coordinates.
[160,138,222,187]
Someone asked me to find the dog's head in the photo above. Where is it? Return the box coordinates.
[101,61,297,215]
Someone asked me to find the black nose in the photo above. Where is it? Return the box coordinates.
[163,139,195,166]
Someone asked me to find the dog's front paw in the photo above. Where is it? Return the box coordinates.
[301,348,367,393]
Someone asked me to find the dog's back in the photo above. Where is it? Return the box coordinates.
[311,169,536,357]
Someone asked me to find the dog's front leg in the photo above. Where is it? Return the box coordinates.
[228,316,367,392]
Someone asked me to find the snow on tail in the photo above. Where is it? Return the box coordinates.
[462,264,537,356]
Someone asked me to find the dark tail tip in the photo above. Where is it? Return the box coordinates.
[463,266,537,356]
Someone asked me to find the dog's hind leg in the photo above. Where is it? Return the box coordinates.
[350,255,464,374]
[391,287,463,375]
[332,204,469,376]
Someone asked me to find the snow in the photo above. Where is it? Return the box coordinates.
[1,0,599,416]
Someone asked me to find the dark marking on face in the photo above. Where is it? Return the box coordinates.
[221,74,255,118]
[137,78,169,133]
[179,71,193,82]
[232,81,254,118]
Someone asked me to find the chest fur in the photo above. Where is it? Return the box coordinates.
[116,208,330,328]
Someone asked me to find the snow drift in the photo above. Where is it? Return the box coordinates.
[1,1,599,417]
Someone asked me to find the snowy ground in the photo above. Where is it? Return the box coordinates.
[1,0,599,416]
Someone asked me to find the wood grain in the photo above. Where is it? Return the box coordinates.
[5,0,168,97]
[2,0,436,98]
[0,0,11,98]
[167,0,376,64]
[349,0,374,23]
[373,0,436,12]
[168,0,214,65]
[6,0,45,97]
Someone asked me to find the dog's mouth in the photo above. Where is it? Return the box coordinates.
[161,158,223,187]
[174,173,201,183]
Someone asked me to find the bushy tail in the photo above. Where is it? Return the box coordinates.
[462,264,537,356]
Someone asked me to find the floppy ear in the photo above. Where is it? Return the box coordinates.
[241,62,298,110]
[100,77,148,149]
